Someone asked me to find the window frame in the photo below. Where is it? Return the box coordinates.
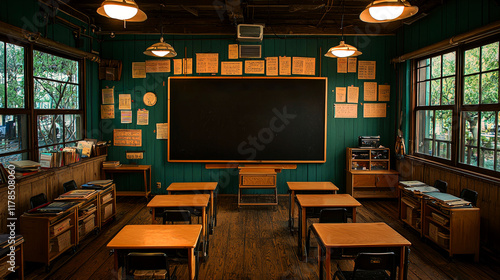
[411,35,500,177]
[0,35,86,163]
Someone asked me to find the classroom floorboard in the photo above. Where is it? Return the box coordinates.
[23,195,500,280]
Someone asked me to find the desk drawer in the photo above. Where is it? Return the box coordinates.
[352,175,376,187]
[240,175,276,186]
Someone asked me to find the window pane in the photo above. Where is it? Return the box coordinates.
[480,149,494,170]
[435,110,452,159]
[0,114,28,155]
[481,71,499,104]
[38,115,64,147]
[418,65,430,82]
[64,114,82,142]
[481,42,499,71]
[416,110,433,156]
[480,111,495,149]
[431,56,442,78]
[6,44,24,108]
[33,50,78,83]
[35,79,79,109]
[465,47,480,75]
[0,42,4,108]
[431,80,441,105]
[442,52,456,76]
[462,111,478,165]
[464,74,480,104]
[442,77,455,105]
[418,58,430,67]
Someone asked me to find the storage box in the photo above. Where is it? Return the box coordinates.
[79,214,95,237]
[50,230,71,253]
[437,232,450,249]
[428,223,439,243]
[51,218,71,237]
[406,207,417,226]
[103,204,113,220]
[431,212,449,226]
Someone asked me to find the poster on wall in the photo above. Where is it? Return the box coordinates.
[292,57,315,75]
[364,103,386,118]
[348,57,357,73]
[101,105,115,119]
[173,59,183,75]
[363,82,377,101]
[335,104,358,118]
[102,88,114,104]
[146,60,171,73]
[113,129,142,147]
[358,61,376,79]
[196,53,219,73]
[347,86,359,103]
[121,111,132,123]
[137,109,149,125]
[266,57,278,76]
[379,84,391,101]
[184,58,193,74]
[221,61,243,75]
[132,62,146,78]
[245,60,265,74]
[228,44,239,59]
[156,123,168,139]
[279,56,291,75]
[337,58,347,73]
[119,94,131,110]
[336,87,346,102]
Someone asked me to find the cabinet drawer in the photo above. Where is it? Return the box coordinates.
[375,174,398,188]
[241,175,276,186]
[352,175,376,187]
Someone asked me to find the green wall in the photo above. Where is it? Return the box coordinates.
[99,35,397,194]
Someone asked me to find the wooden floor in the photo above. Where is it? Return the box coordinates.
[21,195,500,280]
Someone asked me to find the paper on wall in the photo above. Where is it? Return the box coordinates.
[221,61,243,75]
[364,103,386,118]
[379,84,391,101]
[279,56,291,75]
[101,105,115,119]
[358,61,376,79]
[132,62,146,78]
[119,94,131,110]
[102,88,114,104]
[337,58,347,73]
[156,123,168,139]
[245,60,265,74]
[228,44,239,59]
[348,57,357,73]
[335,104,358,118]
[364,82,377,101]
[347,86,359,103]
[173,59,183,75]
[137,109,149,125]
[121,110,132,123]
[266,57,278,76]
[196,53,219,73]
[336,87,347,102]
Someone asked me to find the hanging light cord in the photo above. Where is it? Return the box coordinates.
[340,0,345,41]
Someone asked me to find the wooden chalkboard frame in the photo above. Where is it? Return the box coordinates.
[168,77,327,163]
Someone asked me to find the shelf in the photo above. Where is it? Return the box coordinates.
[50,226,73,240]
[423,234,450,252]
[425,216,450,231]
[49,244,74,261]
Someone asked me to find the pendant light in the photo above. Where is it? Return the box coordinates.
[144,27,177,58]
[360,0,418,23]
[97,0,147,22]
[324,0,362,58]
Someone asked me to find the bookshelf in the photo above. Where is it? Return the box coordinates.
[99,184,116,227]
[346,147,399,198]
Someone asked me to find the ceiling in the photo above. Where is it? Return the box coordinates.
[46,0,444,36]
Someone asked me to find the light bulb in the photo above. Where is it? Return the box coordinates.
[151,50,170,57]
[369,5,404,21]
[331,50,355,58]
[104,4,138,20]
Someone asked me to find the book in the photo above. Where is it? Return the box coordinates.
[399,180,427,187]
[425,192,462,203]
[405,186,440,193]
[56,189,97,200]
[10,160,40,169]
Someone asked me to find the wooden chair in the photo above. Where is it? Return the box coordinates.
[333,252,397,280]
[433,180,448,193]
[306,208,347,261]
[63,180,77,193]
[460,188,478,206]
[162,210,192,224]
[125,252,175,280]
[30,193,47,209]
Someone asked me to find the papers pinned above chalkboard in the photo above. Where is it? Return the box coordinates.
[266,57,278,76]
[245,60,265,74]
[196,53,219,73]
[279,56,291,75]
[221,61,243,75]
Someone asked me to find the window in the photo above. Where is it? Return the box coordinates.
[0,39,84,166]
[413,39,500,175]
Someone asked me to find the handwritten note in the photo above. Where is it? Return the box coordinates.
[335,104,358,118]
[121,110,132,123]
[119,94,131,110]
[348,57,357,73]
[146,60,170,73]
[266,57,278,76]
[132,62,146,78]
[364,103,386,118]
[279,56,291,75]
[173,59,182,75]
[101,105,115,119]
[358,61,376,79]
[245,60,265,74]
[184,58,193,74]
[228,44,239,59]
[113,129,142,147]
[102,88,114,104]
[337,58,347,73]
[347,86,359,103]
[379,84,390,101]
[336,87,347,102]
[364,82,377,101]
[156,123,168,139]
[196,53,219,73]
[221,61,243,75]
[137,110,149,125]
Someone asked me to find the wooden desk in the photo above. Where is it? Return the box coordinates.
[287,182,339,232]
[107,225,202,280]
[238,168,278,208]
[102,165,151,198]
[296,194,362,259]
[167,182,218,234]
[312,223,411,280]
[147,194,210,258]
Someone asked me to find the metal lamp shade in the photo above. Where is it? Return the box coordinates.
[360,0,418,23]
[97,0,147,22]
[324,41,362,58]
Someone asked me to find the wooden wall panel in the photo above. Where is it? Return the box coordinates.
[396,157,500,253]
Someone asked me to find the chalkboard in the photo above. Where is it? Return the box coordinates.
[168,77,327,162]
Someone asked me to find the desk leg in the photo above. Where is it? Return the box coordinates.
[202,206,207,257]
[352,207,357,223]
[210,190,214,233]
[151,208,156,224]
[143,170,148,199]
[289,191,294,231]
[188,247,196,280]
[318,244,324,280]
[399,247,405,280]
[325,246,331,280]
[19,243,24,280]
[299,206,307,260]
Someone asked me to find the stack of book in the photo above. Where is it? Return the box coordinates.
[56,189,97,200]
[62,147,80,165]
[27,201,80,215]
[82,179,113,190]
[102,193,113,204]
[10,160,40,176]
[424,192,472,208]
[79,204,97,217]
[102,161,121,168]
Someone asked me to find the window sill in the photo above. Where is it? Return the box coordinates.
[400,154,500,185]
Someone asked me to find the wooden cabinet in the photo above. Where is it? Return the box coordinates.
[398,186,424,235]
[238,168,278,208]
[76,194,99,242]
[0,238,24,279]
[20,207,78,267]
[346,147,399,198]
[422,202,480,261]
